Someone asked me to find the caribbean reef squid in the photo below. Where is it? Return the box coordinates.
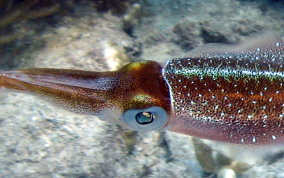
[1,35,284,146]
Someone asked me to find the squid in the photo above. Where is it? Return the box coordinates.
[1,34,284,145]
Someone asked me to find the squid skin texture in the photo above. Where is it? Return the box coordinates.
[163,42,284,145]
[1,37,284,146]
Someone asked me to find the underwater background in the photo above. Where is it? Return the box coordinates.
[1,0,284,177]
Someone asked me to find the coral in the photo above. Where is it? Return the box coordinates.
[0,0,61,45]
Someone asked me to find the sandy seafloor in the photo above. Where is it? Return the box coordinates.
[1,0,284,177]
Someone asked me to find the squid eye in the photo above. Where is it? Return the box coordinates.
[135,112,155,125]
[120,106,168,132]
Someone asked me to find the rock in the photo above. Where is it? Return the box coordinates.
[172,21,202,50]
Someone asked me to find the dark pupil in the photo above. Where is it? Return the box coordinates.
[135,112,154,125]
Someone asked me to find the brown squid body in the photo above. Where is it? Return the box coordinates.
[1,34,284,145]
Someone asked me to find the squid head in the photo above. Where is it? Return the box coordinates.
[0,61,171,132]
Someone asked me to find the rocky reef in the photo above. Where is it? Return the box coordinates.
[1,0,284,177]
